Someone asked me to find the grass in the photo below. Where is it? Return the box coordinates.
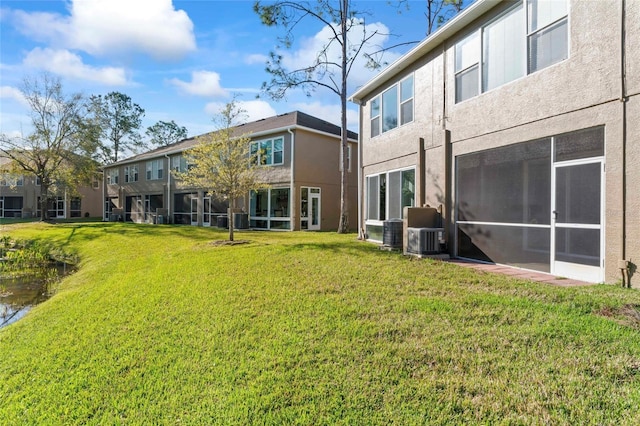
[1,222,640,424]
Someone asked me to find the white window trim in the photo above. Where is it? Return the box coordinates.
[454,0,569,104]
[250,137,285,167]
[370,73,415,138]
[365,166,416,225]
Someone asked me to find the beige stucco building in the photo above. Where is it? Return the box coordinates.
[0,158,103,220]
[351,0,638,285]
[102,111,358,231]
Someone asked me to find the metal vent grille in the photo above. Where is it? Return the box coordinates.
[407,227,443,255]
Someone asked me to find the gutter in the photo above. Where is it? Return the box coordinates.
[619,0,629,286]
[165,154,171,224]
[288,127,295,231]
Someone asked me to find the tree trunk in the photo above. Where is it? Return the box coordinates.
[228,206,234,242]
[337,0,350,234]
[39,183,49,221]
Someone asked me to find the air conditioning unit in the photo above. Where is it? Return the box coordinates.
[407,227,444,255]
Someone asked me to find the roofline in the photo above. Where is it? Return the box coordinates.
[349,0,499,103]
[106,123,357,168]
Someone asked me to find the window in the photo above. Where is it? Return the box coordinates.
[172,155,190,172]
[400,75,414,125]
[482,4,525,91]
[370,97,380,138]
[528,0,568,73]
[250,137,284,166]
[70,197,82,218]
[455,31,480,102]
[454,0,568,103]
[250,188,290,230]
[107,169,119,185]
[366,168,415,222]
[146,159,164,180]
[124,164,138,183]
[370,74,414,136]
[0,174,23,186]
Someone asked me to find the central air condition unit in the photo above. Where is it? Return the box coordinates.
[382,219,404,248]
[406,227,444,255]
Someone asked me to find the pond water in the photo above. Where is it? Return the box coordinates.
[0,264,69,329]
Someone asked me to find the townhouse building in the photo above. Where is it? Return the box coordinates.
[103,111,358,231]
[351,0,639,285]
[0,157,102,219]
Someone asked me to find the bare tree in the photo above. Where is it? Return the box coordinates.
[175,100,267,241]
[0,74,97,221]
[254,0,379,233]
[397,0,466,36]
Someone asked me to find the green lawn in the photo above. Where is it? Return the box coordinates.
[2,222,640,425]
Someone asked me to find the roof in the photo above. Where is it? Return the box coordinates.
[349,0,499,103]
[109,110,358,167]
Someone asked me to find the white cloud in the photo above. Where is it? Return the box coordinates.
[169,71,228,97]
[23,48,129,86]
[292,101,359,132]
[12,0,196,61]
[204,100,277,124]
[0,85,29,107]
[278,19,402,91]
[244,53,268,65]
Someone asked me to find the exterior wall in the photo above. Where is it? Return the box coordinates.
[357,0,638,285]
[1,175,102,219]
[102,115,357,231]
[294,128,358,231]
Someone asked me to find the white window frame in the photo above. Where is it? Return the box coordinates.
[454,0,568,103]
[250,137,284,166]
[107,169,119,185]
[369,73,414,137]
[365,166,416,225]
[146,159,164,180]
[124,164,138,183]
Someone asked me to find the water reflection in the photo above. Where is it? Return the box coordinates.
[0,264,69,329]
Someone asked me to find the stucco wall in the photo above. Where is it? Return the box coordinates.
[358,0,638,285]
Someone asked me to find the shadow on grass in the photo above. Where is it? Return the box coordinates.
[283,240,390,256]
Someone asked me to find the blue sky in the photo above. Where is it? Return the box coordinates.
[0,0,435,141]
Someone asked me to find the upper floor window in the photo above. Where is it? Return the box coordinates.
[0,174,23,186]
[106,169,119,185]
[455,0,568,103]
[528,0,568,73]
[172,155,188,172]
[370,74,414,137]
[124,164,139,183]
[146,159,164,180]
[250,137,284,166]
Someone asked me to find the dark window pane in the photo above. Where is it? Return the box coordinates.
[555,228,600,266]
[554,127,604,162]
[458,223,550,272]
[555,163,601,225]
[456,138,551,224]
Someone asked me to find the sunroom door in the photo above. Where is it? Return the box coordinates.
[552,159,604,283]
[203,197,212,227]
[190,196,198,226]
[309,190,321,231]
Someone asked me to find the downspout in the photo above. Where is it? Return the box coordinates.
[165,154,171,224]
[619,0,629,286]
[288,127,295,231]
[357,101,363,239]
[102,169,105,221]
[442,41,453,255]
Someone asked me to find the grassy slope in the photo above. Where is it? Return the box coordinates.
[1,222,640,425]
